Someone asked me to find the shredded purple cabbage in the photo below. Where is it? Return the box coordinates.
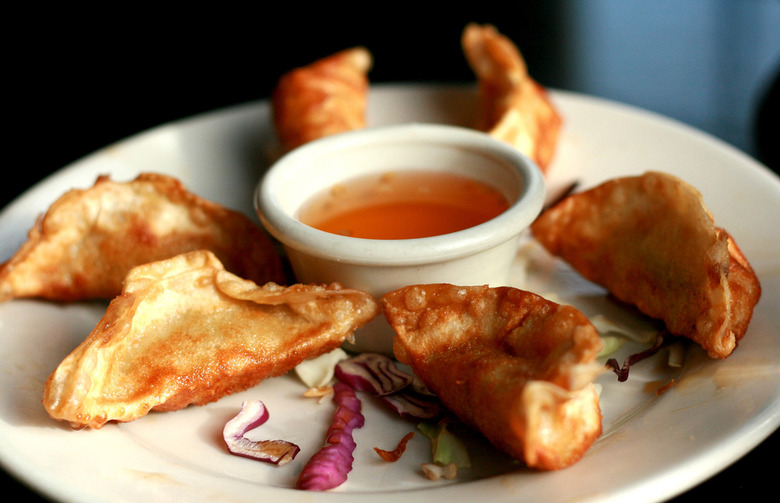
[605,330,671,381]
[335,353,441,420]
[222,400,300,465]
[380,387,441,420]
[296,382,365,491]
[334,352,413,395]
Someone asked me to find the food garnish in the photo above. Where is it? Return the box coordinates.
[380,387,442,420]
[654,379,677,396]
[374,431,415,462]
[597,335,625,359]
[589,313,689,381]
[421,462,458,481]
[335,353,441,420]
[334,352,413,396]
[418,421,471,469]
[590,314,658,345]
[223,401,300,465]
[303,386,335,403]
[296,382,365,491]
[605,331,673,382]
[667,342,686,368]
[295,348,349,388]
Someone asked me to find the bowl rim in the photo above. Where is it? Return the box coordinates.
[255,123,546,266]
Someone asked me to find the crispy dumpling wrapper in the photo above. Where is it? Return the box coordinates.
[382,283,604,470]
[42,250,380,429]
[0,173,286,302]
[531,171,761,358]
[462,23,563,174]
[272,47,373,152]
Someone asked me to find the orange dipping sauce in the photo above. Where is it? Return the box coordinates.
[298,170,511,239]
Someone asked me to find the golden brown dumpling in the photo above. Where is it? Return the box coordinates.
[382,283,604,470]
[0,173,286,302]
[42,250,380,429]
[531,171,761,358]
[462,23,563,174]
[272,47,373,151]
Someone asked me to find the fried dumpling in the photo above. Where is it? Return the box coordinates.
[42,250,380,429]
[382,283,604,470]
[531,171,761,358]
[272,47,373,152]
[0,173,286,302]
[462,23,562,174]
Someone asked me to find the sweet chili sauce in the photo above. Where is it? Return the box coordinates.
[298,170,510,239]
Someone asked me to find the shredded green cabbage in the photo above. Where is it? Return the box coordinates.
[294,348,349,388]
[418,422,470,468]
[590,314,656,344]
[597,335,625,358]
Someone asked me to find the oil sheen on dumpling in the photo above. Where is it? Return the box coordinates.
[43,250,380,429]
[531,171,761,358]
[462,23,563,174]
[0,173,286,302]
[382,283,604,470]
[272,47,372,152]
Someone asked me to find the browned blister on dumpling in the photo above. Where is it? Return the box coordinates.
[272,47,373,151]
[462,23,562,174]
[42,250,380,429]
[531,171,761,358]
[382,283,604,470]
[0,173,286,302]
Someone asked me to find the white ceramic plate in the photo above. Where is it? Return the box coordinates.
[1,84,778,503]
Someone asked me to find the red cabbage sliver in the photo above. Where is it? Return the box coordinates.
[223,400,300,465]
[336,353,441,420]
[605,330,671,382]
[334,353,413,396]
[380,388,441,420]
[296,382,365,491]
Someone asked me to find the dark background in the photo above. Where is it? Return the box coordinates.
[3,2,779,501]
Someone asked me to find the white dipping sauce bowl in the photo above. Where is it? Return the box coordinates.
[255,123,545,354]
